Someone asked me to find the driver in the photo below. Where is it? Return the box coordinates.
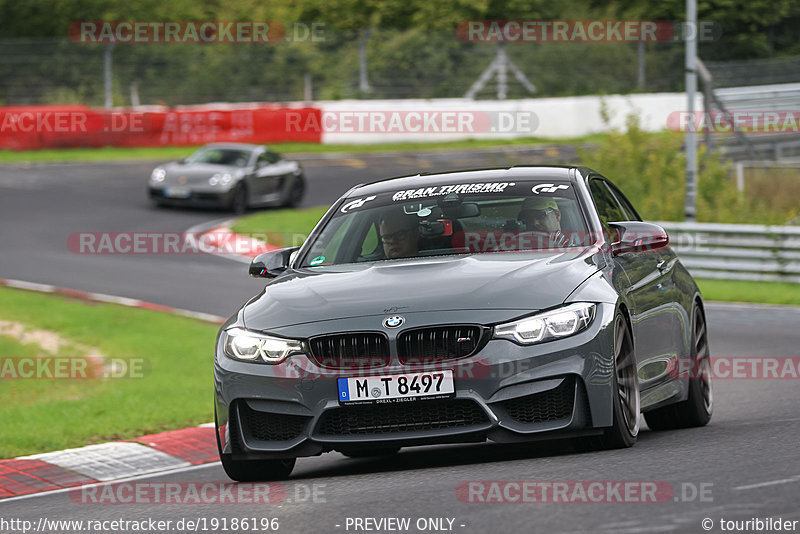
[379,210,419,259]
[518,197,569,248]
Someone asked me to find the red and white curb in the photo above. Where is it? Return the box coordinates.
[0,278,225,324]
[186,218,280,265]
[0,425,220,500]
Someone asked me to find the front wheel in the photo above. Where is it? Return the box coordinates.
[229,184,248,215]
[644,304,713,430]
[282,175,305,208]
[215,405,295,481]
[576,312,639,451]
[220,454,295,482]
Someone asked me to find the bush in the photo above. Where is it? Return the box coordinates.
[579,110,795,224]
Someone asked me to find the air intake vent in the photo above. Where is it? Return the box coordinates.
[308,333,390,369]
[397,325,485,365]
[501,377,575,424]
[315,399,489,436]
[238,402,309,442]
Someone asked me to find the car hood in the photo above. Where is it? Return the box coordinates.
[242,251,601,330]
[162,162,241,185]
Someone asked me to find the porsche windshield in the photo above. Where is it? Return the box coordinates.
[300,180,592,267]
[186,148,252,167]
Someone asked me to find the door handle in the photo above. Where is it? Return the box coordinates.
[656,259,668,272]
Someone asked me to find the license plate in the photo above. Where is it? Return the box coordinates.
[164,187,191,198]
[337,370,455,405]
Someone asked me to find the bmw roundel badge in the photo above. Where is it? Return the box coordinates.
[383,315,405,328]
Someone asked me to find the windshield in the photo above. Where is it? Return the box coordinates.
[186,148,252,167]
[300,179,592,267]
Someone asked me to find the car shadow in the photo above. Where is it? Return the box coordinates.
[288,431,662,480]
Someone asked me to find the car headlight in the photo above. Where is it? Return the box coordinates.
[151,168,166,182]
[494,303,595,345]
[210,173,233,186]
[222,327,304,364]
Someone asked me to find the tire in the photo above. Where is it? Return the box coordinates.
[220,455,295,482]
[214,406,295,481]
[644,304,713,430]
[340,447,400,458]
[576,311,639,451]
[230,183,248,215]
[282,175,305,208]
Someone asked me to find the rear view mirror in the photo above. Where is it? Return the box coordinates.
[442,202,480,218]
[418,221,445,237]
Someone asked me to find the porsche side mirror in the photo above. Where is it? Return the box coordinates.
[249,247,301,278]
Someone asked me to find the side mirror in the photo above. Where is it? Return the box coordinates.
[249,247,301,278]
[608,222,669,255]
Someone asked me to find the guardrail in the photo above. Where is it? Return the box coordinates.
[655,221,800,283]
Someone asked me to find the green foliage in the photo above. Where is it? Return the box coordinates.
[696,278,800,306]
[578,110,795,225]
[1,0,799,105]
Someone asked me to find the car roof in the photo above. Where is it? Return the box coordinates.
[349,165,592,197]
[199,142,263,151]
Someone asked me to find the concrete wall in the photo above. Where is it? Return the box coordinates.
[318,93,702,144]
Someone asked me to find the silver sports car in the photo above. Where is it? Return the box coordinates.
[214,166,712,481]
[148,143,305,213]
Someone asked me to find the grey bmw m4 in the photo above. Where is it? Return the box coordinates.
[214,166,713,481]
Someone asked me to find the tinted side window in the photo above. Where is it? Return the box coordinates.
[606,182,641,221]
[589,179,628,226]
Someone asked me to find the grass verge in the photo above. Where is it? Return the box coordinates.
[696,278,800,306]
[0,286,220,458]
[231,206,329,237]
[0,135,603,164]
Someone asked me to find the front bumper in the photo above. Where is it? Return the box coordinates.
[213,303,618,459]
[149,186,234,208]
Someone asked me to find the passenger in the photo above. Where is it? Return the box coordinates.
[518,197,569,248]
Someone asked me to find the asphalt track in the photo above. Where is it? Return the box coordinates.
[1,148,799,533]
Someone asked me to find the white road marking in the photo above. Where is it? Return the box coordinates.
[734,474,800,491]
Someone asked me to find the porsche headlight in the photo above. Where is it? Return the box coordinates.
[494,303,595,345]
[210,173,233,186]
[151,168,166,182]
[223,327,304,364]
